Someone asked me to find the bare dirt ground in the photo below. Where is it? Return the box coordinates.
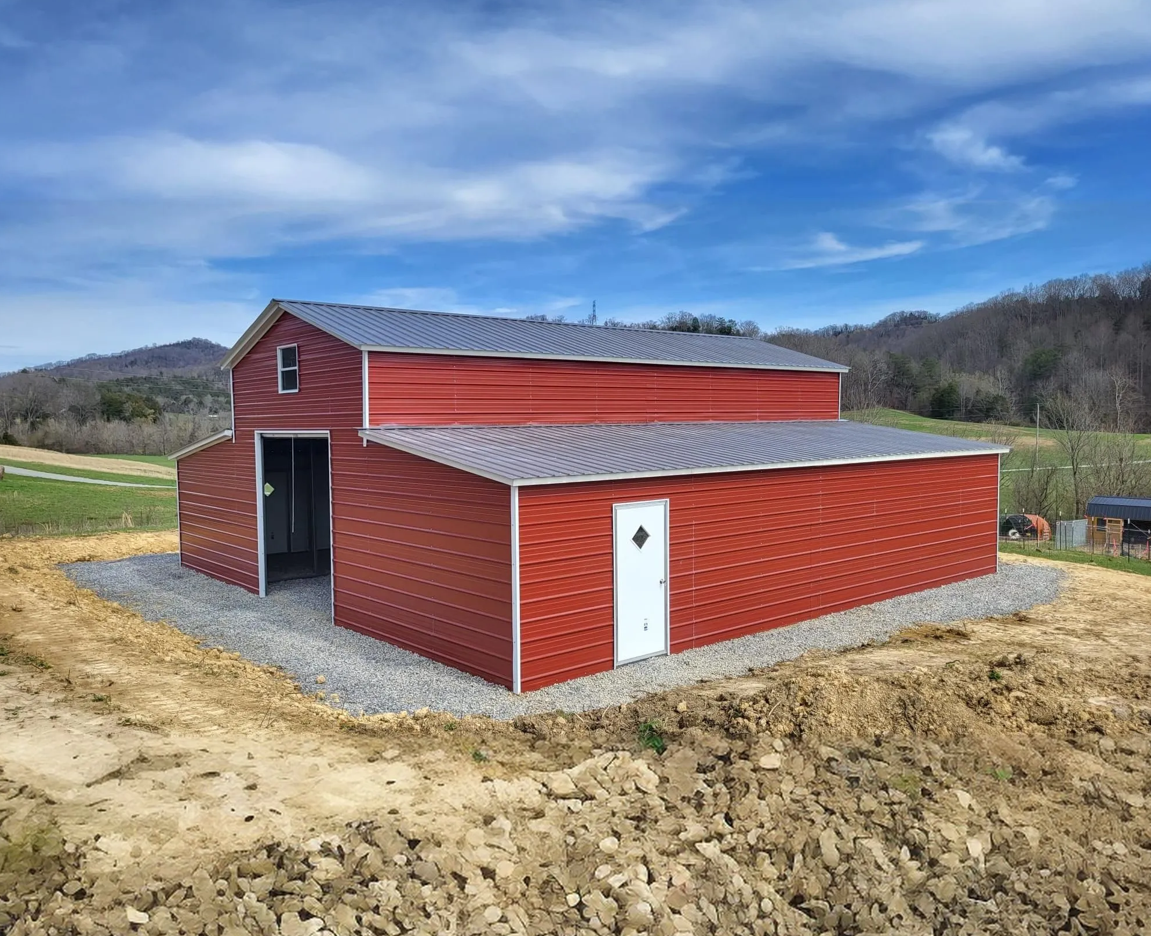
[0,447,175,480]
[2,533,1150,934]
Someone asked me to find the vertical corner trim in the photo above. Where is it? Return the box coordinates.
[511,486,522,694]
[837,371,843,420]
[229,369,236,440]
[995,451,1002,574]
[361,350,370,445]
[254,432,266,597]
[174,460,182,561]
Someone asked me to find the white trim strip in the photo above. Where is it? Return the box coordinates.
[169,429,233,460]
[357,343,848,373]
[359,429,1009,487]
[996,451,1002,574]
[255,432,266,597]
[510,487,521,694]
[361,350,370,443]
[229,369,236,440]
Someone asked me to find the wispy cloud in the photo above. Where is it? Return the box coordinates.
[927,125,1025,171]
[894,188,1056,247]
[766,232,924,271]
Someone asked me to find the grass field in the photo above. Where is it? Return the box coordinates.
[0,457,176,487]
[848,408,1151,469]
[93,454,174,467]
[0,445,175,479]
[998,541,1151,576]
[0,474,176,536]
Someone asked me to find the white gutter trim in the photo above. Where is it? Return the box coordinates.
[508,447,1012,486]
[510,487,521,694]
[359,429,1008,487]
[169,429,233,461]
[356,344,849,373]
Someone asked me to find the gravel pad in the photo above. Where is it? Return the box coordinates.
[64,554,1064,720]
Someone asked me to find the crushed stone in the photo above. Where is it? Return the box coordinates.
[64,553,1063,719]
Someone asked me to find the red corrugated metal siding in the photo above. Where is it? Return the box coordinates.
[334,444,513,687]
[180,311,514,684]
[516,454,999,691]
[177,440,258,592]
[367,353,839,425]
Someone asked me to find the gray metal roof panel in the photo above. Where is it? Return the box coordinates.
[274,300,847,371]
[1086,496,1151,521]
[360,420,1008,485]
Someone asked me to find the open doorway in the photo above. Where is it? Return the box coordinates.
[259,434,331,587]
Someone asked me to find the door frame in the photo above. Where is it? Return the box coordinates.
[254,430,333,615]
[612,498,671,667]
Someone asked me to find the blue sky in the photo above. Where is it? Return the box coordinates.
[2,0,1151,370]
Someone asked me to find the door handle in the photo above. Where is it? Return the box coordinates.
[659,578,666,585]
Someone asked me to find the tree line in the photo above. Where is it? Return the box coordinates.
[0,370,228,455]
[767,262,1151,432]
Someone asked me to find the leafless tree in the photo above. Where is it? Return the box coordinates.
[1044,391,1101,515]
[1011,463,1060,519]
[1108,366,1140,431]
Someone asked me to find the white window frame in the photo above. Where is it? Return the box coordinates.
[277,344,299,394]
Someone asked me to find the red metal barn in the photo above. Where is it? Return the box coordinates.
[173,300,1007,692]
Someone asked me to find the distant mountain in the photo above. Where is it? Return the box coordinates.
[2,338,231,421]
[31,338,229,380]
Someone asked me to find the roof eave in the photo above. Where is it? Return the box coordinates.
[219,300,285,370]
[219,299,364,370]
[358,429,516,485]
[508,447,1009,486]
[358,345,849,373]
[169,429,233,461]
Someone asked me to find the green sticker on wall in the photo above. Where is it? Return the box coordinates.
[263,482,274,496]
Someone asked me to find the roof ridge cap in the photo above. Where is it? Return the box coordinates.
[276,298,796,347]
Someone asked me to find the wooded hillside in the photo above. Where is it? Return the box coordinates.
[765,263,1151,431]
[0,339,230,454]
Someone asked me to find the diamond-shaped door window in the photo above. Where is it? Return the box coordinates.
[632,525,650,549]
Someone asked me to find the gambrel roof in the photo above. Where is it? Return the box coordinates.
[221,299,848,373]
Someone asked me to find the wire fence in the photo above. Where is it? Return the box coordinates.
[1000,518,1151,565]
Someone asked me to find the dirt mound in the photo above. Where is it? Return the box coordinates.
[4,538,1151,933]
[6,723,1151,935]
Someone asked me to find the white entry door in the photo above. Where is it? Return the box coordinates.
[614,500,669,665]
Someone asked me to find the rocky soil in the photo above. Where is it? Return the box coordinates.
[2,533,1151,934]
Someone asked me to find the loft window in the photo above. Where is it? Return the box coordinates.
[278,345,299,393]
[631,525,650,549]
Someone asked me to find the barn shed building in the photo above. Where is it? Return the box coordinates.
[172,300,1008,692]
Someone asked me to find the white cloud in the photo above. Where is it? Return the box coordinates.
[1,0,1149,354]
[768,232,924,270]
[895,188,1056,246]
[927,125,1025,171]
